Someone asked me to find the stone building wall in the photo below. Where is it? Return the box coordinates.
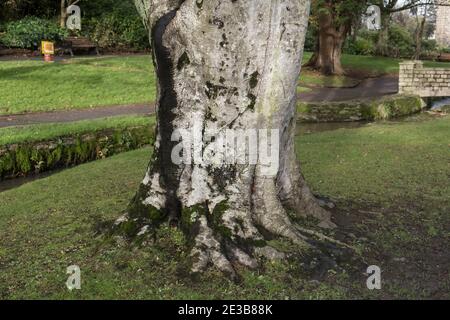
[436,2,450,47]
[399,61,450,97]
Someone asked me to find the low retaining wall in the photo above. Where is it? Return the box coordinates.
[0,126,154,180]
[399,61,450,97]
[297,95,425,123]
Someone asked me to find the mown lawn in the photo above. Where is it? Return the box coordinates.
[300,52,449,74]
[1,115,449,299]
[2,54,449,115]
[0,55,156,115]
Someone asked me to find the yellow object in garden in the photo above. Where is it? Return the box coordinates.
[41,41,55,55]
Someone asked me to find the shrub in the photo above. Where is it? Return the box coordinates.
[344,30,377,56]
[0,17,67,49]
[84,13,149,50]
[419,39,438,58]
[304,25,317,52]
[387,24,414,58]
[345,37,375,56]
[357,29,379,44]
[422,39,437,52]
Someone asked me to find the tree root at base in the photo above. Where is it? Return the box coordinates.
[113,205,358,281]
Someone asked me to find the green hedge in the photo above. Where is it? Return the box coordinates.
[83,13,149,50]
[0,126,154,180]
[0,17,67,49]
[0,13,149,51]
[344,25,438,59]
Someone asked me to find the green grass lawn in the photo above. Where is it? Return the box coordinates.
[1,116,449,299]
[1,54,449,116]
[302,52,450,75]
[298,71,361,90]
[299,52,450,90]
[0,115,154,146]
[0,55,156,115]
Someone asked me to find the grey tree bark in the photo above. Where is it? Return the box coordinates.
[117,0,337,277]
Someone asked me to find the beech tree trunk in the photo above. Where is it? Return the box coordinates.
[119,0,336,277]
[304,9,347,75]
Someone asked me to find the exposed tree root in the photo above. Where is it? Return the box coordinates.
[113,187,357,281]
[190,216,237,279]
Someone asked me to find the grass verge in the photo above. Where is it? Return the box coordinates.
[0,115,154,146]
[0,55,156,115]
[0,116,449,299]
[2,54,448,115]
[0,115,155,179]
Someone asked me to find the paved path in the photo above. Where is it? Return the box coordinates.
[300,75,399,102]
[0,104,155,128]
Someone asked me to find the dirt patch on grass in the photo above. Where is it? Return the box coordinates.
[329,201,450,299]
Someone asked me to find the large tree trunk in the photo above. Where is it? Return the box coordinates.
[304,10,347,75]
[119,0,336,277]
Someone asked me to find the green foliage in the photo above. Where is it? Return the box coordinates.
[304,24,318,52]
[387,24,414,58]
[342,21,440,59]
[0,17,67,49]
[419,39,438,58]
[0,0,146,51]
[344,37,375,56]
[82,0,138,19]
[297,95,424,122]
[310,0,367,30]
[84,13,149,50]
[0,0,59,22]
[0,116,155,179]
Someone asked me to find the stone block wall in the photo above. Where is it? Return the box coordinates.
[436,3,450,47]
[399,61,450,97]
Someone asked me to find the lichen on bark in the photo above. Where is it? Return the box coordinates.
[117,0,347,278]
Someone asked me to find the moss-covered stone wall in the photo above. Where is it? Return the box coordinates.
[0,126,154,180]
[297,95,426,123]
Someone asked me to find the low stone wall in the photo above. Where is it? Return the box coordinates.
[0,126,154,180]
[297,95,425,123]
[399,61,450,97]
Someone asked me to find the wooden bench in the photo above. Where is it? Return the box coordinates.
[60,36,100,56]
[437,52,450,63]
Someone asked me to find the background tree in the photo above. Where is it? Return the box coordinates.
[412,3,436,59]
[0,0,59,21]
[116,0,339,278]
[304,0,368,75]
[369,0,443,56]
